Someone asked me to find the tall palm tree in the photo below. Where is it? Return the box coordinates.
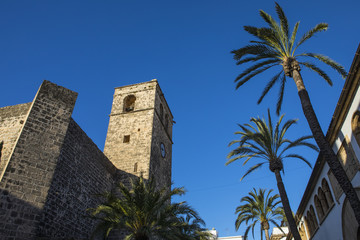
[231,2,360,226]
[88,176,207,240]
[226,110,318,240]
[235,188,283,240]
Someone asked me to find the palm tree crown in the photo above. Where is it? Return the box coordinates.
[88,176,207,240]
[232,2,347,114]
[227,110,318,177]
[235,188,283,240]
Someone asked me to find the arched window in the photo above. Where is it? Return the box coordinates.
[123,95,136,112]
[0,141,3,164]
[314,195,324,220]
[342,188,360,240]
[337,137,359,181]
[321,179,334,209]
[352,111,360,147]
[306,211,315,236]
[318,187,329,214]
[310,205,318,229]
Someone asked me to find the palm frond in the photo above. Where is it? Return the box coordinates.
[299,61,333,85]
[289,21,299,54]
[236,54,278,65]
[241,162,266,180]
[280,135,318,154]
[283,153,312,168]
[257,71,283,104]
[293,23,328,53]
[298,53,348,78]
[244,26,285,56]
[259,9,287,55]
[275,2,289,46]
[276,74,286,115]
[232,44,272,60]
[235,59,281,82]
[235,64,278,89]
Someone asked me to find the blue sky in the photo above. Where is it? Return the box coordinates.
[1,0,359,238]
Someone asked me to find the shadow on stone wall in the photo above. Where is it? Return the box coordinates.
[0,189,41,239]
[35,119,137,240]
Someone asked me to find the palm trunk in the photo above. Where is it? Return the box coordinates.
[264,225,270,240]
[274,170,301,240]
[292,69,360,225]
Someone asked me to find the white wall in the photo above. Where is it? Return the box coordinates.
[300,83,360,240]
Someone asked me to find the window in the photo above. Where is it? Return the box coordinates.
[305,205,319,237]
[314,195,324,220]
[305,212,315,235]
[123,95,136,112]
[322,179,334,207]
[134,162,138,172]
[352,111,360,147]
[318,187,329,213]
[123,135,130,143]
[310,206,318,229]
[337,137,359,181]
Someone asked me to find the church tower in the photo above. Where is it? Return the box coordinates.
[104,79,173,188]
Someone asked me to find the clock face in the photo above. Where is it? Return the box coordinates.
[160,143,166,158]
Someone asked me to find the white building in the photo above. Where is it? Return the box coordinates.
[270,227,289,240]
[207,229,245,240]
[290,44,360,240]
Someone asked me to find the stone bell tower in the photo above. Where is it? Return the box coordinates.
[103,79,173,188]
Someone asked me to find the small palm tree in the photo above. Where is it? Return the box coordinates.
[88,176,207,240]
[226,110,318,240]
[231,2,360,226]
[178,214,213,240]
[235,188,283,240]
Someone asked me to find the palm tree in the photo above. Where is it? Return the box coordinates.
[226,110,318,240]
[231,2,360,227]
[88,176,207,240]
[178,214,213,240]
[235,188,283,240]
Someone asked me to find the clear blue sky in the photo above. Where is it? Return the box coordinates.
[1,0,359,238]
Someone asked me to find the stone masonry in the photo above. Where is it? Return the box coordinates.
[104,80,173,188]
[0,79,173,240]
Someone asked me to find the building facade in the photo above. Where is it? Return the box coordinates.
[290,44,360,240]
[0,79,173,240]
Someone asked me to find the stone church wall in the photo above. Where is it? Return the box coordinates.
[0,79,172,239]
[0,81,122,240]
[0,103,31,179]
[150,86,173,189]
[0,81,78,239]
[104,81,157,180]
[37,118,118,239]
